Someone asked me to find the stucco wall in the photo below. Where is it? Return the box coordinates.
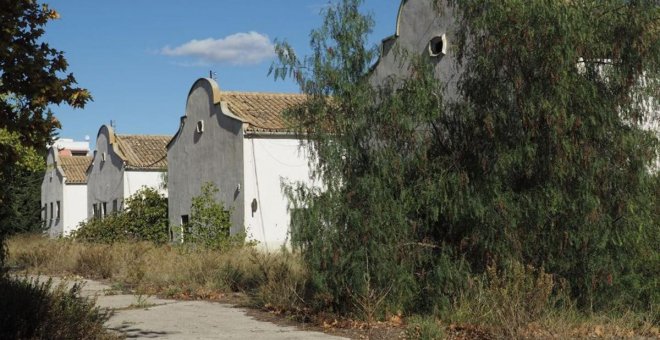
[370,0,461,98]
[41,149,64,237]
[242,137,316,250]
[124,170,167,199]
[168,78,245,238]
[87,125,126,218]
[62,184,87,236]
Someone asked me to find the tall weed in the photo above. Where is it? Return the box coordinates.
[0,276,114,339]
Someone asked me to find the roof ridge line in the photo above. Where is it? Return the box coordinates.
[116,134,172,138]
[220,91,305,96]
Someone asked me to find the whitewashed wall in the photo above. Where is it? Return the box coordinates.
[123,171,167,201]
[242,137,315,250]
[62,184,87,236]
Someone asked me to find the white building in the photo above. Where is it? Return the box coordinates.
[86,125,169,219]
[167,78,316,250]
[41,140,92,237]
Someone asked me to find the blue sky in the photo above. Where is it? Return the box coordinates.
[44,1,400,143]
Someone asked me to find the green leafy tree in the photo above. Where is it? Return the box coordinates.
[0,0,91,266]
[121,187,169,243]
[272,0,658,316]
[185,182,239,249]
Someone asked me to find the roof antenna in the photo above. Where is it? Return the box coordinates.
[110,119,117,131]
[209,70,217,80]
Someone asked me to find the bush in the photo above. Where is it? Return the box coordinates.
[181,182,244,249]
[275,0,659,317]
[0,276,113,339]
[73,187,168,244]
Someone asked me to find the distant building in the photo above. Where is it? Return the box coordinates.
[48,138,91,156]
[86,125,169,220]
[370,0,460,97]
[167,78,316,249]
[41,139,92,237]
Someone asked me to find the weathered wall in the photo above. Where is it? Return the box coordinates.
[87,125,125,218]
[123,170,167,199]
[242,137,316,250]
[62,184,87,236]
[168,78,245,238]
[41,148,64,237]
[370,0,461,98]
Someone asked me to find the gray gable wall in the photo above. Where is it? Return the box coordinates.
[167,78,245,237]
[41,148,65,237]
[87,125,125,218]
[370,0,461,98]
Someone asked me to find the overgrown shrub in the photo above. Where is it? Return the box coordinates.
[180,182,244,249]
[273,0,659,317]
[73,187,168,244]
[448,262,564,337]
[0,277,113,339]
[250,250,308,311]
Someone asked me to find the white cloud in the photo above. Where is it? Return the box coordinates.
[161,31,275,65]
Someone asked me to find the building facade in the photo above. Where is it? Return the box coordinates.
[86,125,169,219]
[41,141,91,237]
[370,0,460,98]
[167,78,316,250]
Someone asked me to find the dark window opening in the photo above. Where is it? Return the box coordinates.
[429,35,447,57]
[181,215,190,242]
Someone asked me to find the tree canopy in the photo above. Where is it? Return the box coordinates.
[272,0,659,316]
[1,0,91,265]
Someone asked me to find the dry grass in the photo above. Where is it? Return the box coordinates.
[7,234,307,310]
[8,234,659,339]
[445,262,659,339]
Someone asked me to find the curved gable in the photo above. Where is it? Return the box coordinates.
[168,78,237,149]
[371,0,460,93]
[88,124,125,174]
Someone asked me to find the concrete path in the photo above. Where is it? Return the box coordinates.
[40,277,346,340]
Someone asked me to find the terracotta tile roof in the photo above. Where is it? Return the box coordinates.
[115,135,170,170]
[220,92,307,132]
[59,155,92,184]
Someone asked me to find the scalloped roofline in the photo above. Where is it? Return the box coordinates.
[46,147,67,183]
[168,78,303,149]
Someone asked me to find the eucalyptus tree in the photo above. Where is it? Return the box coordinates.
[272,0,658,315]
